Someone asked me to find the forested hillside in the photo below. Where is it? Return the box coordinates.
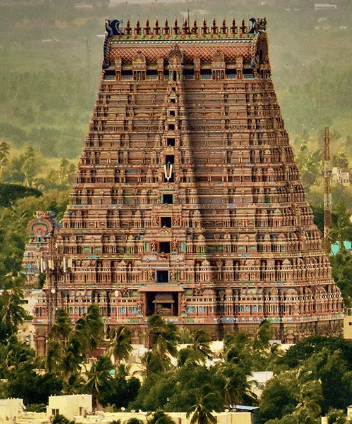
[1,0,352,163]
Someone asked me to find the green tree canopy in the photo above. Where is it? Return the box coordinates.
[0,281,31,342]
[106,326,133,365]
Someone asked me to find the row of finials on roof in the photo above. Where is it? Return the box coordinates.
[107,17,267,37]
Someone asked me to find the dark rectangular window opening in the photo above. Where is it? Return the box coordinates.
[147,69,158,75]
[171,98,176,103]
[157,270,169,283]
[121,70,133,76]
[183,69,194,77]
[161,217,172,227]
[200,69,212,75]
[169,110,176,116]
[162,194,173,204]
[104,70,115,77]
[160,242,170,253]
[168,124,175,131]
[167,138,175,146]
[166,155,174,164]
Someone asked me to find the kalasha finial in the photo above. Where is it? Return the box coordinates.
[125,20,132,35]
[220,19,227,34]
[201,19,208,35]
[144,19,151,35]
[154,19,160,35]
[240,19,247,35]
[173,18,180,35]
[182,18,189,35]
[164,19,170,35]
[211,19,217,35]
[134,20,141,35]
[192,19,198,35]
[230,19,237,34]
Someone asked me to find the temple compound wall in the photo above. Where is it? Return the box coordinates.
[23,17,344,353]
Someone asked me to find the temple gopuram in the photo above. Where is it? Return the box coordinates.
[24,17,344,353]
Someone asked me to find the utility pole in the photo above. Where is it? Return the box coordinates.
[323,127,332,253]
[47,226,59,336]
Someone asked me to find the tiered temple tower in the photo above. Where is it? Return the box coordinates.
[26,17,344,353]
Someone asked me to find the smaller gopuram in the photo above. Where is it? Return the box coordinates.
[23,211,61,287]
[26,17,344,354]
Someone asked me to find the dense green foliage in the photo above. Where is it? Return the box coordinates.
[0,301,351,424]
[52,414,77,424]
[0,184,42,208]
[0,185,70,283]
[256,335,352,423]
[0,142,73,287]
[0,307,140,411]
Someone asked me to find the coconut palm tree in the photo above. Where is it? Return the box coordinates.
[186,392,219,424]
[85,356,113,410]
[216,362,256,407]
[49,308,72,344]
[148,410,175,424]
[0,280,31,341]
[45,340,63,374]
[222,332,254,373]
[330,199,352,250]
[178,330,212,367]
[3,335,36,378]
[330,213,352,251]
[106,326,133,365]
[148,314,179,360]
[74,304,104,357]
[61,337,86,385]
[84,303,105,351]
[255,319,273,348]
[45,309,74,376]
[190,330,213,363]
[139,350,167,377]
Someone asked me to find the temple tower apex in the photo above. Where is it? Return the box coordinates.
[25,17,343,353]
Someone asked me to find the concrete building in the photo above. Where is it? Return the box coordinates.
[0,398,25,423]
[331,167,350,186]
[15,410,252,424]
[343,308,352,340]
[314,4,337,10]
[2,396,252,424]
[47,394,92,420]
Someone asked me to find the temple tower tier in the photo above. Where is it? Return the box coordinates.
[25,17,343,352]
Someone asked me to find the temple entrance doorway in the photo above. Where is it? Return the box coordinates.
[146,292,179,316]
